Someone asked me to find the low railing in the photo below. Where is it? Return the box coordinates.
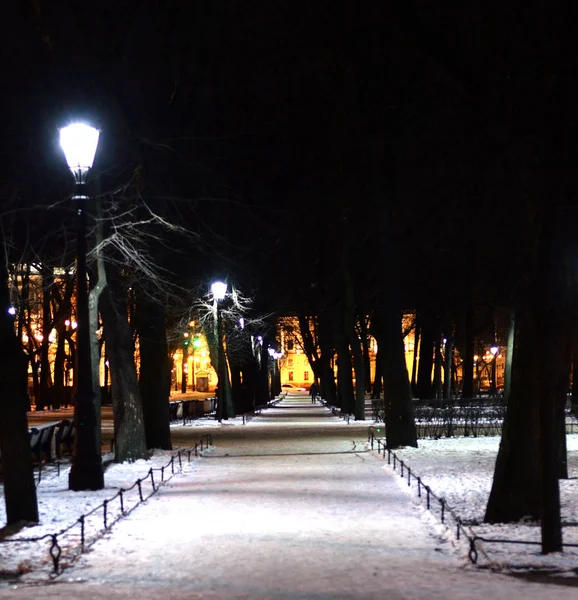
[242,393,287,424]
[0,434,213,576]
[371,399,578,438]
[369,431,578,564]
[319,399,352,423]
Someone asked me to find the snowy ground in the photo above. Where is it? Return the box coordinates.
[381,434,578,572]
[0,397,576,598]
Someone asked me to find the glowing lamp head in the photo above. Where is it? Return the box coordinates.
[193,336,202,349]
[211,281,227,300]
[490,346,499,356]
[59,123,100,183]
[268,347,275,357]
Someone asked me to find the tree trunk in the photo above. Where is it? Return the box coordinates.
[101,283,147,463]
[410,322,419,396]
[484,306,541,523]
[318,314,337,405]
[536,209,575,552]
[335,323,354,414]
[53,272,74,408]
[443,337,454,402]
[258,342,270,407]
[241,354,258,413]
[230,360,242,412]
[502,310,515,404]
[461,305,475,399]
[53,325,66,409]
[359,317,372,393]
[136,292,172,450]
[298,314,322,382]
[346,317,365,419]
[375,300,417,449]
[483,204,574,542]
[38,267,53,410]
[572,336,578,415]
[415,314,434,399]
[433,336,443,403]
[371,348,382,399]
[0,258,38,525]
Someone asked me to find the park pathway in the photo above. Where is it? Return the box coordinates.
[2,396,571,599]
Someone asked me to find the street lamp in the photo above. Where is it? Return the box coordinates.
[211,281,227,301]
[211,281,227,420]
[489,345,499,396]
[59,122,104,491]
[192,335,201,391]
[267,347,283,399]
[181,332,189,393]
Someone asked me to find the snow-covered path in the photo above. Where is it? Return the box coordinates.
[2,397,572,598]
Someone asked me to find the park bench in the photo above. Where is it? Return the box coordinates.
[55,419,75,458]
[168,401,180,421]
[169,398,217,423]
[28,421,59,463]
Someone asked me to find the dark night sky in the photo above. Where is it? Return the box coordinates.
[1,2,576,315]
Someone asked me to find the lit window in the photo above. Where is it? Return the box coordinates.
[288,358,294,367]
[288,371,294,381]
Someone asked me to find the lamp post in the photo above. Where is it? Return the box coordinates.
[211,281,227,420]
[181,332,189,393]
[268,347,276,400]
[192,335,201,391]
[59,123,104,491]
[489,345,499,396]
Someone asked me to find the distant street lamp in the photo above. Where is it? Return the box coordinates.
[192,334,201,391]
[489,345,499,396]
[211,281,227,301]
[211,281,227,420]
[267,347,279,400]
[181,332,189,393]
[59,123,104,491]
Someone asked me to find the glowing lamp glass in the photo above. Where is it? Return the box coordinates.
[59,123,100,170]
[211,281,227,300]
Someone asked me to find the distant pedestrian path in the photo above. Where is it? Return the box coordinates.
[5,395,571,599]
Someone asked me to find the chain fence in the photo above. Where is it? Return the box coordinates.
[0,434,212,577]
[367,427,578,565]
